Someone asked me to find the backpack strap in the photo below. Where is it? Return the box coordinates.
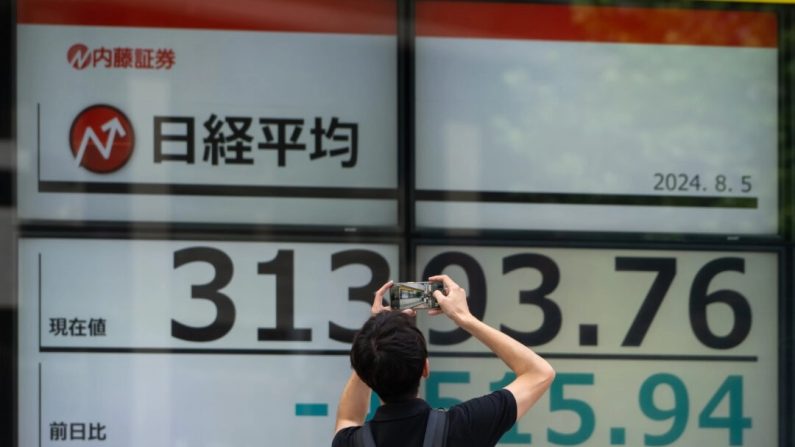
[353,409,448,447]
[422,409,448,447]
[353,422,376,447]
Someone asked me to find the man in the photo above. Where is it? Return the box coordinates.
[332,274,555,446]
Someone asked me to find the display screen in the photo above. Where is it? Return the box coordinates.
[12,1,789,446]
[16,0,399,227]
[414,244,779,446]
[17,240,778,445]
[415,2,779,235]
[18,238,400,445]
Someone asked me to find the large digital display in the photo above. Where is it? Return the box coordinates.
[13,1,789,446]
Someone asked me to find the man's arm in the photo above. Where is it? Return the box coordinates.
[430,274,555,420]
[333,280,399,434]
[334,371,371,434]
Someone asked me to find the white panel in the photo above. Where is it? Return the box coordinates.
[415,37,777,234]
[17,25,398,226]
[414,245,778,446]
[18,238,399,446]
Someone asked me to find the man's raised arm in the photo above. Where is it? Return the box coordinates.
[430,274,555,420]
[333,280,397,434]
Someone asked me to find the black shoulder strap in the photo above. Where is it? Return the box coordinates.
[353,423,376,447]
[353,409,448,447]
[422,409,449,447]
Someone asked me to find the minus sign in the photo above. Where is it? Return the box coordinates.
[295,403,329,416]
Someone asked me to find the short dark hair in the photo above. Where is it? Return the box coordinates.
[350,311,428,403]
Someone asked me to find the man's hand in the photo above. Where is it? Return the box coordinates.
[371,280,416,318]
[428,274,472,325]
[370,280,393,315]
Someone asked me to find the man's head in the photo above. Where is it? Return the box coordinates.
[350,311,428,403]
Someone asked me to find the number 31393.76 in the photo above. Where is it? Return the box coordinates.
[171,247,758,351]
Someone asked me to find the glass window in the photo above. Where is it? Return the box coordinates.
[4,1,792,446]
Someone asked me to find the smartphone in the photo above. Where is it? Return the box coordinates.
[388,281,444,310]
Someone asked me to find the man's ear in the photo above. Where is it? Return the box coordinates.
[422,358,430,378]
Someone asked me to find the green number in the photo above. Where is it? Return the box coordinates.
[365,392,380,421]
[426,371,469,408]
[490,372,532,444]
[639,373,689,446]
[547,373,595,445]
[699,376,751,445]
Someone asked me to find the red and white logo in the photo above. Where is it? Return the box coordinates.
[67,43,91,70]
[69,105,135,173]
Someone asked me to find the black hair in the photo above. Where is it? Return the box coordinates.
[350,311,428,403]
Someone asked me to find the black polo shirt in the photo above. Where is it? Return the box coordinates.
[332,389,517,447]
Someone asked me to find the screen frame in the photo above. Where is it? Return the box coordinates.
[6,0,795,446]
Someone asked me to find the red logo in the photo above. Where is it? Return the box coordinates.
[67,44,91,70]
[69,105,135,173]
[66,43,176,70]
